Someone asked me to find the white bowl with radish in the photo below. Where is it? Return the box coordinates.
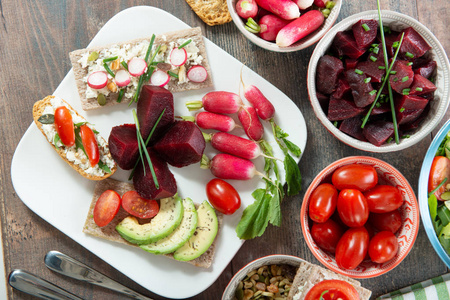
[307,10,450,152]
[227,0,342,52]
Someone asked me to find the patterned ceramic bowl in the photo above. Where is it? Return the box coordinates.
[226,0,342,52]
[301,156,419,278]
[307,10,450,152]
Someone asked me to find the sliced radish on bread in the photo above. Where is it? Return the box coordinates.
[115,70,131,87]
[187,66,208,83]
[170,48,188,67]
[87,71,108,89]
[150,70,171,87]
[128,57,147,77]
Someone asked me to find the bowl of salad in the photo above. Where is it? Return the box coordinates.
[419,119,450,269]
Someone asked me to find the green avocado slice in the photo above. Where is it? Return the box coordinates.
[140,198,198,255]
[116,195,183,245]
[173,200,218,261]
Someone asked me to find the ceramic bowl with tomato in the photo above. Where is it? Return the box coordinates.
[301,156,419,278]
[419,118,450,269]
[307,10,450,152]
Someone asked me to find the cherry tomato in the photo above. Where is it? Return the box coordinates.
[332,164,378,192]
[337,189,369,227]
[364,185,404,213]
[309,183,338,223]
[93,190,121,227]
[305,280,360,300]
[206,179,241,215]
[311,218,345,253]
[368,231,399,263]
[79,125,100,167]
[54,106,75,147]
[335,227,369,270]
[122,190,159,219]
[428,156,450,201]
[369,209,402,233]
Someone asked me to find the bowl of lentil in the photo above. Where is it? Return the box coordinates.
[221,254,304,300]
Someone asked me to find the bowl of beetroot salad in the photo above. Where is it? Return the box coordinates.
[307,10,450,152]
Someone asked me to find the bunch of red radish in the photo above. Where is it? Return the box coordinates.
[235,0,335,47]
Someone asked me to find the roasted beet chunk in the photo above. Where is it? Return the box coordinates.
[153,121,206,168]
[346,69,376,107]
[399,27,432,58]
[363,121,395,146]
[108,124,139,170]
[396,94,429,111]
[414,60,437,78]
[339,116,366,141]
[352,19,378,48]
[389,61,414,94]
[357,61,385,83]
[397,109,424,125]
[327,97,365,121]
[333,31,366,59]
[137,85,174,144]
[316,92,330,112]
[332,78,351,99]
[316,55,344,94]
[377,30,400,58]
[133,149,177,200]
[409,74,437,95]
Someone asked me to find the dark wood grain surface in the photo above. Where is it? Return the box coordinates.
[1,0,449,299]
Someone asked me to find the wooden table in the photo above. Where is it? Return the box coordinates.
[1,0,449,299]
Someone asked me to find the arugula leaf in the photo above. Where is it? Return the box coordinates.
[53,133,61,150]
[236,190,271,240]
[73,121,88,127]
[97,160,111,173]
[284,153,302,196]
[429,194,438,222]
[74,127,88,157]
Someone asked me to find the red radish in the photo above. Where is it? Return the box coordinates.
[238,106,264,141]
[254,0,300,20]
[236,0,258,19]
[314,0,328,8]
[150,70,171,87]
[243,85,275,120]
[204,132,262,160]
[258,15,290,42]
[276,10,325,47]
[194,111,238,132]
[185,91,243,114]
[87,71,108,89]
[294,0,314,10]
[206,153,258,180]
[187,66,208,83]
[114,69,131,87]
[170,47,188,67]
[128,57,147,77]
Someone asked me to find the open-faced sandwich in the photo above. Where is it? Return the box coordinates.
[32,95,117,180]
[70,27,213,110]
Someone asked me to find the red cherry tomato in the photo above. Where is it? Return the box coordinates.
[311,218,345,253]
[364,185,404,213]
[93,190,121,227]
[206,179,241,215]
[335,227,369,270]
[332,164,378,192]
[54,106,75,147]
[305,280,360,300]
[337,189,369,227]
[369,209,402,233]
[79,125,100,167]
[428,156,450,201]
[122,191,159,219]
[368,231,399,263]
[309,183,338,223]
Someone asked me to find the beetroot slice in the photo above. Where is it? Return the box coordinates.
[316,55,344,95]
[389,61,414,94]
[333,31,366,59]
[332,78,351,99]
[396,94,429,111]
[346,58,358,70]
[397,109,424,125]
[376,31,400,58]
[357,61,385,83]
[133,149,177,200]
[352,19,378,48]
[153,121,206,168]
[108,124,139,170]
[339,116,366,141]
[316,92,330,112]
[346,69,376,107]
[137,85,174,144]
[414,60,437,79]
[400,104,429,131]
[399,27,432,59]
[409,74,437,95]
[363,121,395,146]
[327,97,365,121]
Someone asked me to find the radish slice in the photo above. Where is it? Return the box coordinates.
[187,66,208,83]
[128,57,147,77]
[150,70,170,87]
[87,71,108,89]
[114,70,131,87]
[170,48,187,67]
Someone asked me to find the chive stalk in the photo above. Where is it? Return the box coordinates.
[103,56,118,63]
[178,39,192,49]
[103,63,115,77]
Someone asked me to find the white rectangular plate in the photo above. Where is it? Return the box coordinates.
[11,6,307,299]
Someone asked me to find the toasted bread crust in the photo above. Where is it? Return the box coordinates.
[33,95,117,180]
[185,0,232,26]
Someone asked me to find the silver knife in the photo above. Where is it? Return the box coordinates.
[9,269,83,300]
[44,251,154,300]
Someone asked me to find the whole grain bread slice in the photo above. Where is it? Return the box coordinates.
[70,27,213,111]
[83,178,221,268]
[32,95,117,180]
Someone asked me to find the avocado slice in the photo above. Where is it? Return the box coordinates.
[116,195,183,245]
[140,198,198,255]
[173,200,218,261]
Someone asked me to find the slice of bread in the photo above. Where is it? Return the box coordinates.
[83,178,222,268]
[184,0,232,26]
[33,95,117,180]
[70,27,213,111]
